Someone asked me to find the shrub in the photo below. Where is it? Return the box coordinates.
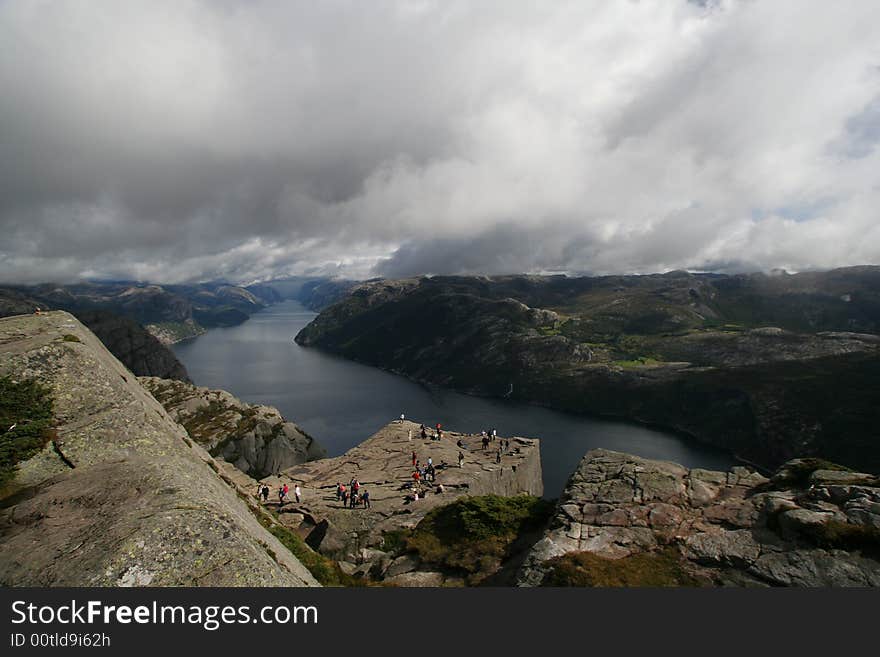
[543,548,702,587]
[0,377,55,488]
[399,495,554,583]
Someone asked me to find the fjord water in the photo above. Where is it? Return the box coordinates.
[173,300,736,496]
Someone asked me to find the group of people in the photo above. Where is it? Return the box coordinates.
[258,482,301,507]
[336,478,371,509]
[414,422,444,441]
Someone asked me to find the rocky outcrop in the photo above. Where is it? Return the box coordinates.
[254,420,542,584]
[75,310,191,381]
[0,311,318,586]
[140,377,326,478]
[517,450,880,587]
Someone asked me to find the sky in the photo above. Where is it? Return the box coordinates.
[1,0,879,284]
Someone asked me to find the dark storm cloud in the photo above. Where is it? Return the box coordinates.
[1,1,879,284]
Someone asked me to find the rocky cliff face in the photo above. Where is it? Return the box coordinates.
[295,269,880,473]
[75,310,191,381]
[0,311,317,586]
[517,450,880,587]
[140,377,326,478]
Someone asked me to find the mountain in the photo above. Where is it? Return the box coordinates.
[296,267,880,473]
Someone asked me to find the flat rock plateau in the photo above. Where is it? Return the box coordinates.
[221,420,543,585]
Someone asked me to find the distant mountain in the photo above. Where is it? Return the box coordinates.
[296,267,880,473]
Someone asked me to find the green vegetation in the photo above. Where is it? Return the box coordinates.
[801,520,880,556]
[253,512,364,587]
[387,495,554,584]
[537,325,561,337]
[0,377,55,488]
[613,357,663,369]
[770,458,852,490]
[61,334,81,343]
[145,321,204,343]
[543,548,702,587]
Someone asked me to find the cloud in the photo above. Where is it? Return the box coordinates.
[0,0,878,283]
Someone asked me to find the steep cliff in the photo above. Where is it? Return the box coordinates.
[0,311,317,586]
[75,310,191,381]
[140,377,326,478]
[517,450,880,586]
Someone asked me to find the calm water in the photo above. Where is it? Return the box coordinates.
[173,300,736,496]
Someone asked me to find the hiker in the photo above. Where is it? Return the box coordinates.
[496,451,502,464]
[340,484,348,506]
[400,413,406,423]
[362,489,371,509]
[336,482,343,501]
[482,436,489,450]
[350,490,358,508]
[427,456,433,467]
[278,486,285,507]
[412,469,421,485]
[420,426,427,439]
[353,479,360,496]
[283,483,289,501]
[492,428,497,441]
[412,451,417,467]
[458,451,464,468]
[294,484,302,504]
[408,429,412,441]
[261,484,270,503]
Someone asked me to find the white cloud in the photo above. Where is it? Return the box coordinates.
[0,0,878,283]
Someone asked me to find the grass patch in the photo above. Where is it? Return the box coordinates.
[542,548,701,587]
[254,513,364,587]
[613,357,663,369]
[537,325,561,337]
[0,377,55,488]
[801,520,880,556]
[396,495,554,584]
[61,334,81,343]
[769,458,853,490]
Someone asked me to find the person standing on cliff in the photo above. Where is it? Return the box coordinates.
[294,484,302,504]
[412,451,417,467]
[400,413,406,423]
[362,489,371,509]
[458,451,464,468]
